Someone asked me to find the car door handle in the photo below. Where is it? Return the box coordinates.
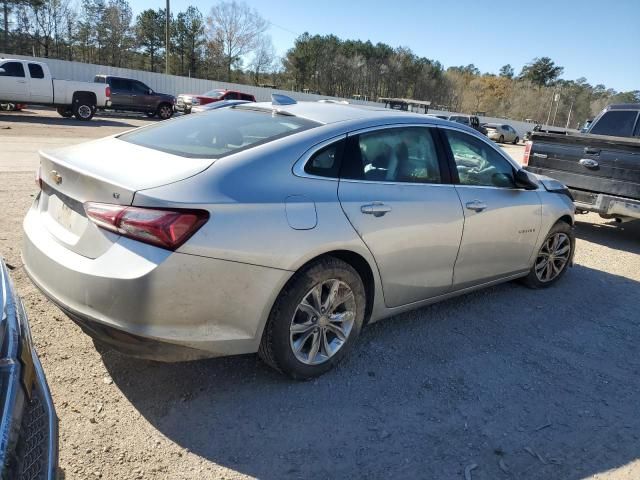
[584,147,600,155]
[465,200,487,212]
[361,202,391,217]
[17,80,27,83]
[579,158,599,169]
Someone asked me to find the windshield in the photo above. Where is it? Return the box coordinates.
[119,107,320,158]
[203,89,225,98]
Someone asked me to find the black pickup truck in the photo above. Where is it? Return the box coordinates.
[524,103,640,222]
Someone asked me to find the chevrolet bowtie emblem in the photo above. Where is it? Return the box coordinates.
[51,170,62,185]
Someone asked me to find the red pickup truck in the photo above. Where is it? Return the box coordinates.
[175,89,256,113]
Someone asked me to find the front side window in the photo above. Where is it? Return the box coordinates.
[445,129,515,188]
[341,127,442,184]
[132,81,150,94]
[0,62,25,77]
[589,111,638,137]
[28,63,44,79]
[120,106,319,158]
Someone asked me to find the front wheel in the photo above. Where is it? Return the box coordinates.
[157,103,173,120]
[498,134,505,143]
[259,257,366,379]
[513,136,519,144]
[521,221,574,288]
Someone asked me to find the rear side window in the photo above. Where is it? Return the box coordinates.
[120,107,319,158]
[28,63,44,79]
[590,111,638,137]
[304,141,345,178]
[110,78,130,91]
[341,127,442,184]
[0,62,25,77]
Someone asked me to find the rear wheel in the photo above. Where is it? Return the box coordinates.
[74,102,95,121]
[259,257,366,379]
[522,221,574,288]
[157,103,173,120]
[498,134,504,143]
[56,106,73,118]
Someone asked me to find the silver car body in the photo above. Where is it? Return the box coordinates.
[22,101,574,360]
[486,123,519,143]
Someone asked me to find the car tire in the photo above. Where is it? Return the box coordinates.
[259,257,366,380]
[513,136,519,144]
[56,107,73,118]
[499,135,504,143]
[74,102,95,121]
[145,111,156,118]
[521,220,574,289]
[156,103,173,120]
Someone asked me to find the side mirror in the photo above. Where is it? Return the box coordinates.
[514,169,539,190]
[148,89,153,95]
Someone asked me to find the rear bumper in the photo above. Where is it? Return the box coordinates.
[22,205,292,361]
[174,103,191,113]
[570,189,640,220]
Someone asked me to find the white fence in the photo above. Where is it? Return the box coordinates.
[1,53,538,137]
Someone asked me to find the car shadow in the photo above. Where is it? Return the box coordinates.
[0,111,141,128]
[575,217,640,255]
[101,264,640,480]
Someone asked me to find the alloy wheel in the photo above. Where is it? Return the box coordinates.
[77,104,92,119]
[289,279,356,365]
[535,232,571,282]
[159,105,172,119]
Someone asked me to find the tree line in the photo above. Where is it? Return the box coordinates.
[2,0,638,126]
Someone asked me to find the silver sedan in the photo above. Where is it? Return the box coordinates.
[22,97,575,379]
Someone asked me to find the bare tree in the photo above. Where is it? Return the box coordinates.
[249,34,275,85]
[207,0,267,81]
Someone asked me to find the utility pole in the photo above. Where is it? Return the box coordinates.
[165,0,170,74]
[551,91,561,126]
[565,99,574,129]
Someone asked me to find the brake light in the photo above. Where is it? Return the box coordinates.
[34,166,42,189]
[523,141,532,166]
[105,85,111,99]
[84,202,209,250]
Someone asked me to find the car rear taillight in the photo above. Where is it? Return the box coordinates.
[34,165,42,189]
[523,141,532,166]
[105,85,111,99]
[84,202,209,250]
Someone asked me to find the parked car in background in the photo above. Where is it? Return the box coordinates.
[93,75,175,120]
[190,98,252,114]
[175,89,256,113]
[23,97,575,380]
[485,123,519,144]
[426,113,448,119]
[0,59,110,120]
[525,103,640,222]
[580,119,593,133]
[0,258,58,479]
[447,114,487,135]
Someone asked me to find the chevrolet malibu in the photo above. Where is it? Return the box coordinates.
[22,97,575,379]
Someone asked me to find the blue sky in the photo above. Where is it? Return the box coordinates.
[131,0,639,92]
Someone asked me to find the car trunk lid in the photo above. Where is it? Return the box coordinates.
[37,136,214,258]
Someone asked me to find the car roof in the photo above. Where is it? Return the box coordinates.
[246,100,458,126]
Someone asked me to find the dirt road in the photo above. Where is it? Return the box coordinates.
[1,108,639,479]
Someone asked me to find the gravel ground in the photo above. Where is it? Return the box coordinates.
[1,107,639,480]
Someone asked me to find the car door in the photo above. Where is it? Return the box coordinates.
[108,78,131,109]
[26,63,49,103]
[338,125,464,308]
[131,80,153,111]
[0,61,29,101]
[441,128,542,289]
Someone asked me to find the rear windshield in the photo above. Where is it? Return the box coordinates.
[119,107,319,158]
[203,89,225,98]
[589,110,638,137]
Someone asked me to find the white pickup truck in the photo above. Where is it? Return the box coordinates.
[0,59,110,120]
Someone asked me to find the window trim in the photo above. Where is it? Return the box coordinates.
[438,125,526,190]
[340,123,453,185]
[293,134,347,181]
